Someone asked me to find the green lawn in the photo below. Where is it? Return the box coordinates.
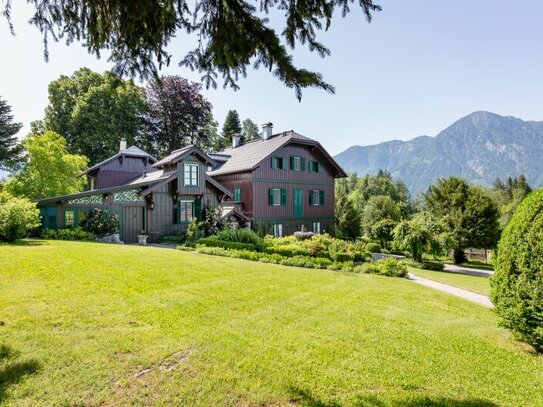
[1,240,542,406]
[408,267,492,296]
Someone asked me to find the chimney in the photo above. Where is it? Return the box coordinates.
[119,138,127,152]
[232,133,241,148]
[262,122,273,140]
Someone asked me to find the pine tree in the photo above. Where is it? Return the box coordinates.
[0,97,22,169]
[221,110,242,147]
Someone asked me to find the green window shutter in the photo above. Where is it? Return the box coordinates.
[308,161,313,172]
[194,199,202,221]
[268,188,273,206]
[281,189,287,206]
[319,190,325,205]
[234,188,241,202]
[318,163,323,172]
[301,157,306,171]
[271,157,276,169]
[290,156,294,170]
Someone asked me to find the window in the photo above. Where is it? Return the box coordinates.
[309,190,325,206]
[290,156,305,171]
[78,211,88,224]
[271,157,284,169]
[309,161,321,172]
[234,188,242,203]
[184,163,199,187]
[268,188,286,206]
[88,177,96,191]
[273,224,283,238]
[313,222,321,234]
[64,210,74,227]
[179,201,194,222]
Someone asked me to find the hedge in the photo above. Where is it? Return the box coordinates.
[491,189,543,352]
[197,237,256,251]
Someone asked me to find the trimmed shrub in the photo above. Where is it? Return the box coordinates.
[41,227,96,241]
[377,258,408,277]
[264,244,309,257]
[331,252,353,263]
[365,242,382,253]
[80,208,119,236]
[491,189,543,352]
[198,237,256,251]
[0,192,40,242]
[218,227,263,249]
[405,260,445,271]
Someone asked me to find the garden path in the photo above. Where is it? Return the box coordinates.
[408,273,493,308]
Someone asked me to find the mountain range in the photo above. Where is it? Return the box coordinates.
[334,111,543,194]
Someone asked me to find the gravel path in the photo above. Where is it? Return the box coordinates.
[408,273,493,308]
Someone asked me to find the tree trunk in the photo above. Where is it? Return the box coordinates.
[453,248,466,264]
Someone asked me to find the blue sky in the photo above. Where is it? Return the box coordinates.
[1,1,543,155]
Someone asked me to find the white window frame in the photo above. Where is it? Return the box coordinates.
[292,156,302,171]
[273,224,283,238]
[180,200,194,222]
[311,190,320,206]
[313,221,321,234]
[272,188,281,206]
[184,163,199,187]
[65,210,74,227]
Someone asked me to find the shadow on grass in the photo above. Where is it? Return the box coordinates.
[289,386,498,407]
[0,345,41,402]
[0,239,49,247]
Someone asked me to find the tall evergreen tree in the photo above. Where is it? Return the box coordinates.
[221,110,242,148]
[0,97,22,169]
[2,1,381,99]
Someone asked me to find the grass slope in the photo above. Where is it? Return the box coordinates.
[0,240,541,406]
[408,267,491,296]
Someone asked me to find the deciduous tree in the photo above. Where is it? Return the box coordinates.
[5,131,88,200]
[241,118,260,143]
[144,76,216,156]
[425,177,500,264]
[43,68,148,164]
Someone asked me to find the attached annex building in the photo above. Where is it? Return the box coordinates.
[37,123,346,243]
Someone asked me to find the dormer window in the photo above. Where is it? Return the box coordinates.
[184,163,199,187]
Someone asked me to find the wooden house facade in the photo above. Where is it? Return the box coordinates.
[37,125,346,242]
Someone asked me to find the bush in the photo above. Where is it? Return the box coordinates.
[365,242,382,253]
[0,192,40,242]
[377,258,408,277]
[405,260,444,271]
[264,244,309,257]
[160,234,187,245]
[41,227,96,241]
[331,252,353,262]
[217,227,263,249]
[198,237,256,251]
[491,189,543,352]
[186,220,205,243]
[80,208,119,236]
[355,258,408,278]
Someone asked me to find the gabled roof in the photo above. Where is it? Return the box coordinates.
[79,146,157,176]
[153,145,216,168]
[207,131,347,178]
[205,174,233,198]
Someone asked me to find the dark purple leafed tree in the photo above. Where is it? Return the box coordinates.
[144,76,218,157]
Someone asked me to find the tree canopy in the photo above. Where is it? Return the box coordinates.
[0,96,22,169]
[144,75,217,156]
[242,118,260,143]
[2,0,380,99]
[5,131,88,200]
[424,177,500,263]
[43,68,148,164]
